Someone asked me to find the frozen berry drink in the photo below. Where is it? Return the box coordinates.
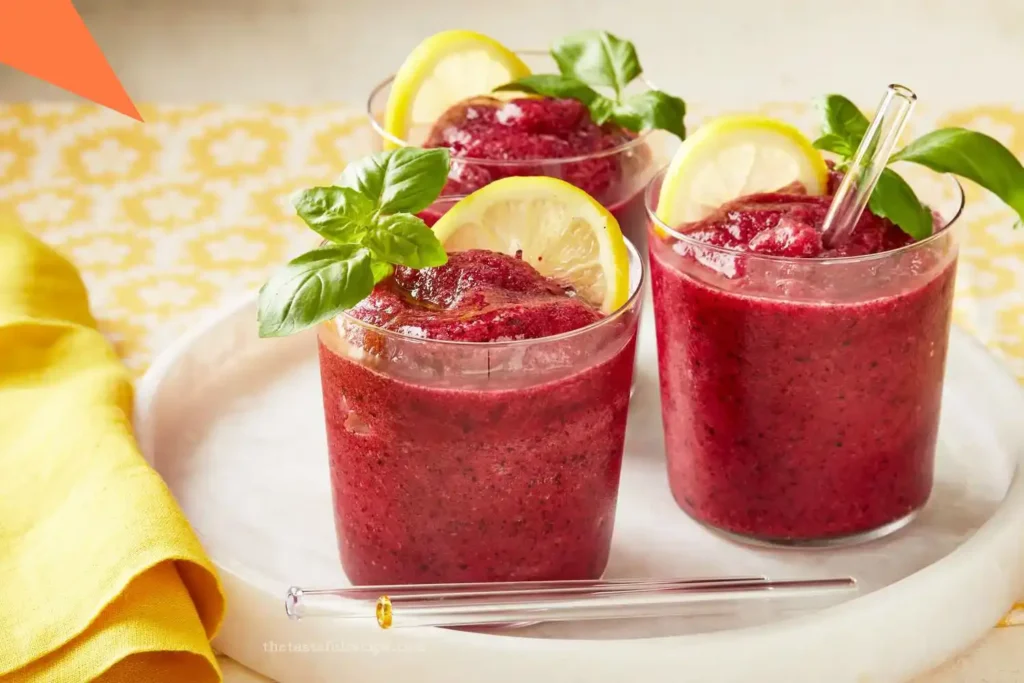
[318,245,643,583]
[417,95,655,246]
[646,170,964,545]
[367,40,680,251]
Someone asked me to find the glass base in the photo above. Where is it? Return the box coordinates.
[696,508,921,550]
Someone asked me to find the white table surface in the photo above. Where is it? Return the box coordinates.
[4,0,1022,680]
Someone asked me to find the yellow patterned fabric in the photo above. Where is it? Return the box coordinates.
[1,102,1022,623]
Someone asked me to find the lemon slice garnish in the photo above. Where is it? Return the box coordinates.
[431,177,632,314]
[384,30,531,148]
[656,114,829,226]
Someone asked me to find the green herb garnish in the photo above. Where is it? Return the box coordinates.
[257,147,450,337]
[814,94,1024,239]
[494,30,686,140]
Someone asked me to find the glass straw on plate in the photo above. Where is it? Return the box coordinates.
[821,84,918,247]
[285,576,858,629]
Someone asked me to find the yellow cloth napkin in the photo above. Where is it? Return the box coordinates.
[0,219,225,682]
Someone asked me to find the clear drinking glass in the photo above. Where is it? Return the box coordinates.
[366,51,673,251]
[645,168,965,547]
[316,207,645,584]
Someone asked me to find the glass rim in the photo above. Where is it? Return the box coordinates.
[643,167,966,265]
[330,234,646,349]
[365,48,655,164]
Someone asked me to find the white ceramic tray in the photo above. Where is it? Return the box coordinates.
[135,290,1024,683]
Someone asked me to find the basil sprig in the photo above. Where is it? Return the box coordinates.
[494,30,686,140]
[257,147,450,337]
[813,94,1024,239]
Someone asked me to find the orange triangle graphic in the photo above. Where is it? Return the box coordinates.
[0,0,142,121]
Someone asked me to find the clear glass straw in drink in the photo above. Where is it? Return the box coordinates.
[821,84,918,247]
[285,576,858,629]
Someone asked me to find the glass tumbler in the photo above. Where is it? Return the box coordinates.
[366,50,674,252]
[645,168,965,547]
[317,233,645,583]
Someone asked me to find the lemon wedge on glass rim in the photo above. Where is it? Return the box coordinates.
[431,177,632,315]
[383,30,531,149]
[655,114,829,226]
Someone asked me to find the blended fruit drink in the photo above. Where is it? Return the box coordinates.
[648,177,961,543]
[641,99,1024,546]
[257,145,642,583]
[320,247,641,583]
[367,29,687,250]
[419,95,653,244]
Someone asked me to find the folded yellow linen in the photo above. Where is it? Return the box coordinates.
[0,220,225,682]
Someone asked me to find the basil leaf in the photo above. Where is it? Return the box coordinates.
[892,127,1024,224]
[552,30,641,98]
[257,245,374,337]
[494,75,603,106]
[370,260,394,283]
[867,168,934,240]
[338,147,451,214]
[290,186,374,242]
[365,213,447,269]
[496,31,687,138]
[817,94,870,148]
[611,90,686,139]
[812,133,854,158]
[259,146,455,337]
[589,97,617,125]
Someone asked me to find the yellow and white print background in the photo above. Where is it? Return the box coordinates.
[1,101,1022,623]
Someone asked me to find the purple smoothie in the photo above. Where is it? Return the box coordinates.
[648,181,959,543]
[420,96,654,247]
[318,250,639,583]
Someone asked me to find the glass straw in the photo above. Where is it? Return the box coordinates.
[285,576,858,629]
[821,84,918,247]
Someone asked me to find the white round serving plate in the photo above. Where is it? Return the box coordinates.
[135,290,1024,683]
